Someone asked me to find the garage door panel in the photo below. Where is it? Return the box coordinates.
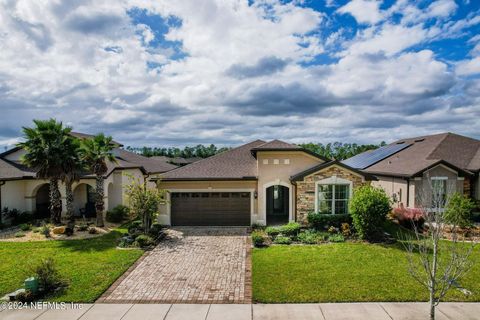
[171,192,250,226]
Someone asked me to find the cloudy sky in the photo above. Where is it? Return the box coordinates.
[0,0,479,149]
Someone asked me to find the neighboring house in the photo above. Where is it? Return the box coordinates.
[0,132,177,220]
[343,132,480,208]
[155,140,375,226]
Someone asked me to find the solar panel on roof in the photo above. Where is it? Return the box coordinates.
[342,143,411,169]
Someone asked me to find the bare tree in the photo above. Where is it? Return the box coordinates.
[404,174,476,320]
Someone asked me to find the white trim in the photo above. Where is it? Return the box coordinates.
[457,177,465,181]
[263,180,294,223]
[314,176,353,214]
[431,176,448,180]
[165,188,256,226]
[425,164,458,175]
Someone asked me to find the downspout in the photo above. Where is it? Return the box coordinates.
[406,179,410,207]
[0,181,5,223]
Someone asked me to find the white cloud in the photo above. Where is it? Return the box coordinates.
[456,57,480,76]
[426,0,458,19]
[337,0,384,25]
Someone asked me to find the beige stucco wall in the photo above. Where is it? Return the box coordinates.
[295,165,367,224]
[157,180,258,225]
[371,176,409,207]
[256,151,322,225]
[0,168,146,222]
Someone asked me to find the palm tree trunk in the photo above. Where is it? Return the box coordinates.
[49,179,62,224]
[95,175,105,227]
[65,180,75,235]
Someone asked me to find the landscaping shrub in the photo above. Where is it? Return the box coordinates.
[148,223,164,238]
[19,223,32,231]
[88,227,98,234]
[77,223,88,231]
[32,227,41,233]
[16,290,35,303]
[273,235,292,245]
[118,236,135,248]
[127,220,142,234]
[279,222,301,237]
[341,223,352,237]
[33,258,68,295]
[349,185,391,241]
[14,231,26,238]
[252,230,267,247]
[251,223,265,230]
[106,205,130,223]
[328,233,345,243]
[392,205,424,229]
[307,213,352,230]
[265,226,281,238]
[444,193,476,228]
[2,208,33,226]
[41,225,50,238]
[297,229,326,244]
[327,226,338,234]
[133,234,155,248]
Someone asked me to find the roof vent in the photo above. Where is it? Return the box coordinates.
[414,138,425,142]
[396,141,405,144]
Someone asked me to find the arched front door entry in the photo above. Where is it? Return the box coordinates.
[266,185,289,225]
[35,183,50,219]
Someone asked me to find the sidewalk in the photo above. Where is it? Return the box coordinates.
[1,302,479,320]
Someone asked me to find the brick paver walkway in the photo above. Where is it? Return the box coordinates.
[99,227,251,304]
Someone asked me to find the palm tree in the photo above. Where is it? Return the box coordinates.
[61,136,84,234]
[80,134,116,227]
[19,119,72,224]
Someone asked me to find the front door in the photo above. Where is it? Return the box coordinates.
[266,185,289,225]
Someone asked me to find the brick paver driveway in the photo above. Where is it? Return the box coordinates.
[99,227,251,304]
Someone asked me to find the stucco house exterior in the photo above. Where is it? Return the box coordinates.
[0,133,177,221]
[155,140,375,226]
[343,132,480,209]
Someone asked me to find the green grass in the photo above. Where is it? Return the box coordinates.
[253,225,480,303]
[0,229,143,302]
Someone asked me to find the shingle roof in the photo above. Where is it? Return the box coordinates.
[349,133,480,177]
[160,140,266,180]
[252,139,302,151]
[0,158,36,180]
[112,148,178,174]
[291,160,377,181]
[250,139,330,161]
[0,145,177,180]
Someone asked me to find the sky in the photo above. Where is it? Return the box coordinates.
[0,0,479,150]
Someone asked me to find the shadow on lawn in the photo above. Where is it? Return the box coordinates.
[56,230,124,252]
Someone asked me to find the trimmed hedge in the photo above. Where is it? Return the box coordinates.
[307,213,352,230]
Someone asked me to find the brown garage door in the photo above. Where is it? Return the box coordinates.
[171,192,251,226]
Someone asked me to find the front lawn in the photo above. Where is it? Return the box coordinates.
[0,229,143,302]
[253,238,480,303]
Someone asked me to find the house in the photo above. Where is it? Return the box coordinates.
[0,132,177,220]
[155,140,376,226]
[343,132,480,208]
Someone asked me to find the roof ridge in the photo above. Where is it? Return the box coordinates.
[426,132,450,160]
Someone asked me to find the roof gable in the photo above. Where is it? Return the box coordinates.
[291,160,377,182]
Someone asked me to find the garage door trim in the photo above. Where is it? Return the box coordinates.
[166,188,255,226]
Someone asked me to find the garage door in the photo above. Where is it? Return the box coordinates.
[171,192,251,226]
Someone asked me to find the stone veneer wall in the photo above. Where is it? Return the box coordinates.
[295,166,368,224]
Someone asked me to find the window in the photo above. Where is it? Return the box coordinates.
[284,159,290,165]
[263,159,269,165]
[317,184,350,214]
[431,177,447,207]
[273,159,279,165]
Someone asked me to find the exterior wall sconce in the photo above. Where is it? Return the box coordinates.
[254,191,258,199]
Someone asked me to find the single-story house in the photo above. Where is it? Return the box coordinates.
[155,140,376,226]
[0,132,177,220]
[343,132,480,208]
